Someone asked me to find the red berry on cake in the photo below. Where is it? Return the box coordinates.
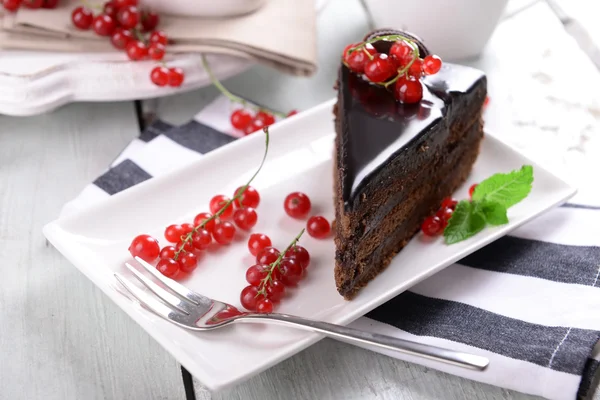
[389,41,413,66]
[394,76,423,104]
[364,53,396,83]
[423,55,443,75]
[343,43,376,74]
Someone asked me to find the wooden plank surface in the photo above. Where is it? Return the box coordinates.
[0,102,186,400]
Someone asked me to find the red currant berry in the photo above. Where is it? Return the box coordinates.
[42,0,58,8]
[233,185,260,208]
[148,43,166,61]
[164,224,184,243]
[408,58,423,78]
[240,285,261,311]
[484,96,490,107]
[390,41,413,66]
[160,245,176,260]
[246,264,269,286]
[22,0,43,8]
[342,43,376,74]
[181,223,194,235]
[213,221,236,245]
[436,207,454,226]
[469,183,478,198]
[285,245,310,269]
[364,53,395,83]
[92,15,116,37]
[179,252,198,273]
[209,195,233,219]
[279,258,304,286]
[126,41,148,61]
[394,76,423,104]
[157,258,180,278]
[149,30,168,45]
[243,118,265,136]
[176,240,194,253]
[307,216,331,239]
[283,192,311,219]
[116,5,139,29]
[423,55,442,75]
[255,111,275,126]
[265,280,285,302]
[150,66,169,87]
[233,208,258,231]
[71,7,93,30]
[230,109,253,130]
[441,197,458,210]
[421,216,442,236]
[256,298,274,314]
[128,234,160,262]
[3,0,22,11]
[256,246,280,265]
[141,10,159,32]
[114,0,137,6]
[191,229,212,251]
[111,28,134,50]
[248,233,271,257]
[287,110,298,117]
[103,1,119,19]
[168,67,184,87]
[193,212,216,233]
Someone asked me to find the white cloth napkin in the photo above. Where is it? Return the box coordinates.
[0,0,317,76]
[60,94,600,400]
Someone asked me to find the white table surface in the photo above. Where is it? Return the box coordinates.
[1,0,599,399]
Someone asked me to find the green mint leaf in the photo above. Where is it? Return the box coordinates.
[480,199,509,226]
[444,200,486,244]
[471,165,533,208]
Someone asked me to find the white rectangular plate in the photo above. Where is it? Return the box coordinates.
[43,98,576,391]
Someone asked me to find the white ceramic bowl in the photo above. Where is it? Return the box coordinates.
[140,0,268,18]
[361,0,509,61]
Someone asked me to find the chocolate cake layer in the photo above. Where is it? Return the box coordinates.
[333,35,487,299]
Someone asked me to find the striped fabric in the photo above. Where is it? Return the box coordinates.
[61,95,600,400]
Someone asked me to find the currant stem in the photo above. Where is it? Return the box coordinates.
[133,28,146,44]
[256,228,305,295]
[173,127,270,260]
[201,55,286,118]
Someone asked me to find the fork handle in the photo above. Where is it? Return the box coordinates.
[237,313,488,371]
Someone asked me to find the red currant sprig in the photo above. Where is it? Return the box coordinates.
[342,34,443,104]
[2,0,59,12]
[201,55,296,135]
[240,229,308,313]
[68,0,185,88]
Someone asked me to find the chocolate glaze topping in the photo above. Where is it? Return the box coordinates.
[340,30,485,209]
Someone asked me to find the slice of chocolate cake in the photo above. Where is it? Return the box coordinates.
[333,30,487,299]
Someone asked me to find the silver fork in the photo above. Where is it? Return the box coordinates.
[116,256,489,371]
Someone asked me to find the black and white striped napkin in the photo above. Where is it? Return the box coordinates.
[61,95,600,400]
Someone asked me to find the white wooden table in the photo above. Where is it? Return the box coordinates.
[1,0,599,399]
